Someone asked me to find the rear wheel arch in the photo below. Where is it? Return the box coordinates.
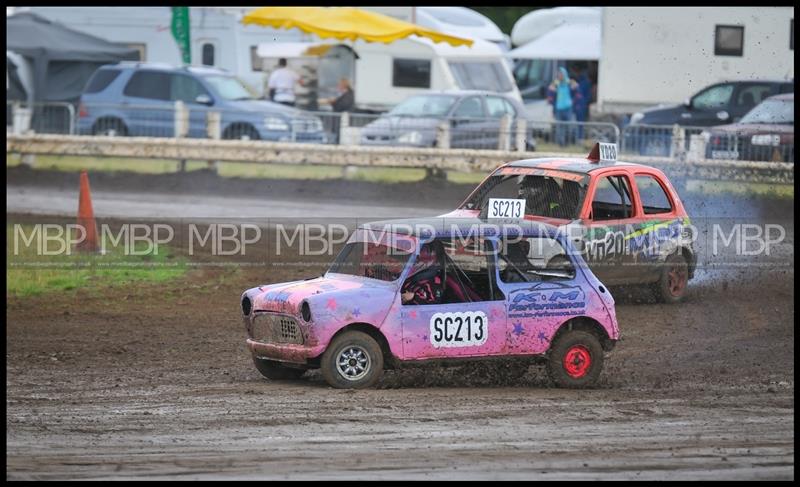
[92,116,128,135]
[550,316,614,352]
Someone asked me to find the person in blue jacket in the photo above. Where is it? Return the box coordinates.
[547,67,582,146]
[572,65,593,141]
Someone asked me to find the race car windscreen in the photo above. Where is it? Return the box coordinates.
[464,173,588,220]
[327,241,413,283]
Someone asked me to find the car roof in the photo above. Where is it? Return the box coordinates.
[358,217,561,239]
[503,157,645,176]
[104,61,231,76]
[767,93,794,101]
[419,90,516,98]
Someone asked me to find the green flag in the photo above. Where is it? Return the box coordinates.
[171,7,191,64]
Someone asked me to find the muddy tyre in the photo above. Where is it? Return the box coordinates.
[320,331,383,389]
[252,355,307,380]
[653,253,689,304]
[547,330,604,388]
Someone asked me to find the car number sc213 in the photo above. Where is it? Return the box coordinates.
[488,198,525,219]
[429,311,488,348]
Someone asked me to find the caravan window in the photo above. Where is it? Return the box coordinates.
[449,61,513,93]
[393,59,431,88]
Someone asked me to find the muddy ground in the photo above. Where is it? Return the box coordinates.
[5,169,795,480]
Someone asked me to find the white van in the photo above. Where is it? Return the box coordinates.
[257,36,521,113]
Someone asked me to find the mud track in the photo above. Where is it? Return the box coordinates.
[6,169,795,479]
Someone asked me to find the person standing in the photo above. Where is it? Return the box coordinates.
[547,67,581,146]
[572,65,593,141]
[320,78,355,113]
[267,58,303,107]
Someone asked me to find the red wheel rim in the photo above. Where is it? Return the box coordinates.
[563,345,592,378]
[667,264,688,297]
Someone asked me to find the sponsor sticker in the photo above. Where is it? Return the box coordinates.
[429,311,488,348]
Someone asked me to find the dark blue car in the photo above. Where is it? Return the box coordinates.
[78,62,326,142]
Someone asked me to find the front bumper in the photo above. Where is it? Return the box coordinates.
[243,312,325,365]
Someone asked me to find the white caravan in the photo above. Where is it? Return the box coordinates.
[257,36,521,113]
[598,7,795,115]
[23,6,308,97]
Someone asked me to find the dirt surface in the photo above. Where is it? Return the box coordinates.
[6,169,795,480]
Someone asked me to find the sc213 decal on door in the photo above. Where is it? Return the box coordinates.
[429,311,488,348]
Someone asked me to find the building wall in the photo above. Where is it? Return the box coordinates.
[598,7,794,113]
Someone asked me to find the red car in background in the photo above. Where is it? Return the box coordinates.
[704,93,794,162]
[443,143,696,303]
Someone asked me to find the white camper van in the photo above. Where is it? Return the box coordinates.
[257,36,521,113]
[24,6,307,97]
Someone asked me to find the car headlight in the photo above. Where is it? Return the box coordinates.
[310,119,323,132]
[751,134,780,146]
[264,116,289,131]
[630,112,645,125]
[397,131,423,144]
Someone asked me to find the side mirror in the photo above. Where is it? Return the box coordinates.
[195,94,213,106]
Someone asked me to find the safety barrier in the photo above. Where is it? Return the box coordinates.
[7,133,793,185]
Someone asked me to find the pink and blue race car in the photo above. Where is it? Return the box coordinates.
[241,218,619,389]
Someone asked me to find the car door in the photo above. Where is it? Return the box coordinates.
[120,70,173,136]
[449,96,487,149]
[627,172,684,282]
[579,172,637,285]
[401,237,507,360]
[496,236,587,356]
[170,73,214,138]
[683,83,736,126]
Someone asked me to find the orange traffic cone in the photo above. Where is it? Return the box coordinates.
[76,170,99,252]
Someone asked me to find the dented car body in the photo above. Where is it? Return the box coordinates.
[242,218,619,389]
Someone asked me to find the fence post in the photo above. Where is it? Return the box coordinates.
[498,114,512,151]
[515,118,527,152]
[339,111,349,146]
[206,111,221,173]
[669,123,683,159]
[174,101,188,171]
[436,121,450,149]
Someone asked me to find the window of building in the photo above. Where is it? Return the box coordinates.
[392,58,431,88]
[250,46,264,72]
[715,25,744,56]
[201,43,215,66]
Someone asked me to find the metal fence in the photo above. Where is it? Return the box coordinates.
[6,102,794,163]
[6,101,75,135]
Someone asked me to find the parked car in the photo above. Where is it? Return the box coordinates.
[78,62,326,142]
[703,93,794,162]
[241,218,618,389]
[359,91,535,151]
[444,143,696,303]
[624,80,794,156]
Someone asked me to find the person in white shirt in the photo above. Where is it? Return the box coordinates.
[267,58,303,107]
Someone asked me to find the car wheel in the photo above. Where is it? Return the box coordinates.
[653,252,689,304]
[547,330,604,388]
[252,355,307,380]
[223,124,260,141]
[320,331,383,389]
[92,118,127,137]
